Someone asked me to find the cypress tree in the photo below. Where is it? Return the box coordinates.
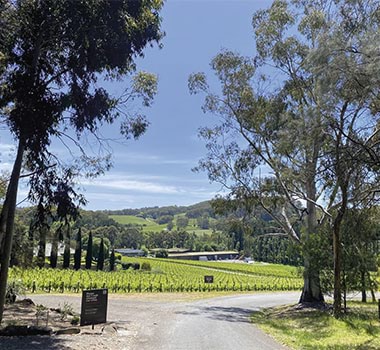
[26,226,34,266]
[50,225,60,269]
[37,225,48,268]
[97,238,104,271]
[109,248,115,272]
[63,224,71,269]
[85,232,93,270]
[74,228,82,270]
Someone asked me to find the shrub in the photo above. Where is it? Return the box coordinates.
[155,250,168,258]
[6,280,26,304]
[141,262,151,271]
[121,262,140,270]
[121,262,132,270]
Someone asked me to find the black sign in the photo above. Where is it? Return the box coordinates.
[80,289,108,326]
[204,275,214,283]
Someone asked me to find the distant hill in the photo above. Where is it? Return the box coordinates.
[106,201,217,234]
[103,201,215,220]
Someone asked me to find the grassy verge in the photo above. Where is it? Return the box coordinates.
[251,301,380,350]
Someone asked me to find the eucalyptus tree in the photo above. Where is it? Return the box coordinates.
[341,208,379,305]
[189,0,380,315]
[0,0,163,321]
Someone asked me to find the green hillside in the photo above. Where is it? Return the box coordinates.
[109,205,217,235]
[109,215,166,232]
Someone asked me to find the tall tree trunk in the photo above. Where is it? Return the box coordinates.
[332,180,348,317]
[368,272,376,302]
[360,270,367,303]
[333,213,343,316]
[361,270,367,303]
[0,139,25,323]
[299,177,324,303]
[299,259,324,303]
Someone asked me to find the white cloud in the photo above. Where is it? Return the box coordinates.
[78,171,222,208]
[81,175,181,194]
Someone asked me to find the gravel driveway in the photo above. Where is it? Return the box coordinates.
[1,292,299,350]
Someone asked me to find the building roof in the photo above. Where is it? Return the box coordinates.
[168,251,238,258]
[115,248,144,254]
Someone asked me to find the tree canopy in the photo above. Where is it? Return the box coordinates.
[190,0,380,316]
[0,0,164,321]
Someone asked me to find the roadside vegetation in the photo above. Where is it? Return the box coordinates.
[251,301,380,350]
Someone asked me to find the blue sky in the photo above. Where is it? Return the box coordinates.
[0,0,272,210]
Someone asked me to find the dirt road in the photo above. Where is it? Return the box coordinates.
[2,292,299,349]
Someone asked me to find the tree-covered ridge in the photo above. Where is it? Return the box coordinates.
[10,200,303,271]
[103,200,215,219]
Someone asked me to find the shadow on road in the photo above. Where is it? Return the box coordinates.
[1,336,74,350]
[176,305,255,323]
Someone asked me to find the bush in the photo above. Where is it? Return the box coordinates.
[121,262,140,270]
[121,262,132,270]
[6,280,26,304]
[141,262,151,271]
[155,250,168,258]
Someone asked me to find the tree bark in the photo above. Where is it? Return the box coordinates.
[0,139,25,323]
[332,179,348,317]
[333,217,342,316]
[361,270,367,303]
[299,259,324,303]
[299,175,324,303]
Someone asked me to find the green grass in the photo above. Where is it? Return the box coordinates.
[109,215,166,231]
[251,302,380,350]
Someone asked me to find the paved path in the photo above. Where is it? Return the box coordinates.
[29,292,299,350]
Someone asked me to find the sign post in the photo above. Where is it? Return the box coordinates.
[80,289,108,328]
[204,275,214,284]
